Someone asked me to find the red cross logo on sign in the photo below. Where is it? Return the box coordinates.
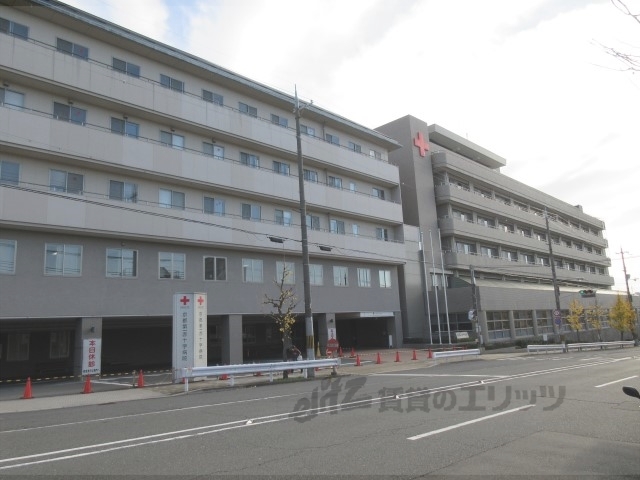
[180,295,190,306]
[197,296,204,306]
[413,131,430,157]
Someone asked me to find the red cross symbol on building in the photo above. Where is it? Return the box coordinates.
[180,295,190,306]
[197,296,204,306]
[413,131,430,157]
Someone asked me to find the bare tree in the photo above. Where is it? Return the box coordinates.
[263,264,298,368]
[602,0,640,72]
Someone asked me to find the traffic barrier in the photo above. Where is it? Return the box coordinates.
[355,354,361,367]
[22,377,33,399]
[82,375,93,394]
[412,350,417,361]
[376,352,382,364]
[395,351,401,362]
[137,370,145,388]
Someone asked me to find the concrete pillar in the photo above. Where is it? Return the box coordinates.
[532,310,540,337]
[74,317,102,377]
[316,313,334,355]
[388,312,403,348]
[478,310,488,347]
[221,314,242,365]
[508,310,516,341]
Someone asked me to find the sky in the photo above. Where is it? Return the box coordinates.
[62,0,640,295]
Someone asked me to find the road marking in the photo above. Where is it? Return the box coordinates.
[595,375,638,388]
[407,405,535,440]
[373,373,509,378]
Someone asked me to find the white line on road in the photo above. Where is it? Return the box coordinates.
[595,375,638,388]
[407,405,535,440]
[373,373,509,378]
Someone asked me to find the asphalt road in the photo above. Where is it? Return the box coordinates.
[1,349,639,478]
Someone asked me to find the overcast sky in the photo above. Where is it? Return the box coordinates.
[62,0,640,294]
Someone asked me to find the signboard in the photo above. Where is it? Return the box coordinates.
[553,309,562,326]
[456,331,470,340]
[173,293,207,382]
[326,327,339,356]
[82,338,101,375]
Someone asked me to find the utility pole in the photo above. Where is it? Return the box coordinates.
[470,265,481,345]
[619,248,633,305]
[294,86,315,376]
[545,209,561,331]
[419,231,433,344]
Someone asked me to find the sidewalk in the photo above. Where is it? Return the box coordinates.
[0,347,522,414]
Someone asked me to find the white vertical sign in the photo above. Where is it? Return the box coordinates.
[173,293,207,382]
[82,338,101,375]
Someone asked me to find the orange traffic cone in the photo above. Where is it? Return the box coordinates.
[137,370,145,388]
[350,347,356,358]
[395,351,401,362]
[82,375,93,394]
[376,352,382,364]
[427,348,433,359]
[22,377,33,399]
[355,354,361,367]
[219,373,229,380]
[412,349,417,361]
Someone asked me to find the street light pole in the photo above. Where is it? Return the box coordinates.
[294,86,315,376]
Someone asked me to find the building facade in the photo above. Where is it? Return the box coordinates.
[378,115,620,345]
[0,0,406,380]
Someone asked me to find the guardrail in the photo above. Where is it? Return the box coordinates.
[527,344,566,353]
[566,341,635,352]
[527,341,636,354]
[179,358,341,391]
[432,349,481,362]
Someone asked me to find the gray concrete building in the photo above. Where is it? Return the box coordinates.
[0,0,406,380]
[378,115,621,346]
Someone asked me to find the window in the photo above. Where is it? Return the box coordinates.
[204,196,225,216]
[239,102,257,117]
[514,311,534,337]
[240,152,259,168]
[330,219,345,235]
[455,242,476,255]
[109,180,137,203]
[7,333,29,361]
[204,256,227,281]
[502,250,518,262]
[352,224,359,236]
[159,188,185,209]
[203,142,224,159]
[535,231,547,242]
[45,243,82,276]
[275,209,292,226]
[273,161,290,175]
[112,57,140,77]
[50,331,70,359]
[453,209,472,223]
[486,311,510,340]
[271,114,288,128]
[349,182,356,192]
[325,133,340,145]
[0,88,25,108]
[309,264,323,285]
[372,188,385,200]
[303,169,318,182]
[333,266,348,286]
[376,227,389,241]
[110,117,139,137]
[517,227,531,237]
[276,261,295,284]
[56,38,88,59]
[480,245,498,258]
[369,149,382,160]
[202,89,223,105]
[536,310,554,334]
[0,239,17,274]
[0,160,19,185]
[348,141,362,153]
[160,74,184,92]
[523,253,535,265]
[357,268,371,287]
[499,222,514,233]
[379,270,392,288]
[477,216,495,228]
[301,124,315,136]
[53,102,86,125]
[0,17,29,38]
[160,131,184,149]
[106,248,137,278]
[50,169,84,194]
[328,176,342,189]
[159,252,185,279]
[306,214,320,231]
[538,256,550,266]
[241,203,261,221]
[242,258,263,283]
